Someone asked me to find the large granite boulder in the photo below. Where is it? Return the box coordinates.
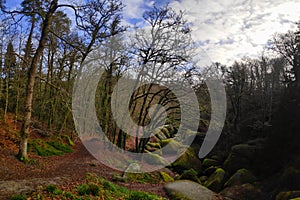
[164,180,218,200]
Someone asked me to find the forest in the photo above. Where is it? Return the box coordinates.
[0,0,300,199]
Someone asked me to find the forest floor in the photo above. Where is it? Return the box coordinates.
[0,115,168,199]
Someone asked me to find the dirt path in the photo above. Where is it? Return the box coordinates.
[0,140,167,199]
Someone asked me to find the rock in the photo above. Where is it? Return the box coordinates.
[162,139,184,155]
[147,142,161,149]
[202,158,220,169]
[179,169,201,183]
[0,177,64,198]
[171,147,202,174]
[276,191,300,200]
[164,180,217,200]
[125,163,141,173]
[161,126,171,138]
[224,139,265,174]
[220,183,263,200]
[204,166,218,176]
[279,167,300,190]
[161,139,171,146]
[224,169,257,187]
[199,176,208,182]
[112,174,128,182]
[143,152,168,166]
[160,171,174,182]
[204,168,226,192]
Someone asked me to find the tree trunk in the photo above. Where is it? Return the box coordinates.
[18,0,58,161]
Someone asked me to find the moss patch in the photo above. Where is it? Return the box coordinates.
[29,139,73,157]
[179,169,201,183]
[204,168,226,192]
[160,171,174,183]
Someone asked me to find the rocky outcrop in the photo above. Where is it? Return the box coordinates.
[224,139,265,174]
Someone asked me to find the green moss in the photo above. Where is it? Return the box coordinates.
[162,140,182,155]
[202,158,220,169]
[144,153,167,165]
[103,180,117,192]
[147,142,161,149]
[204,168,226,192]
[171,147,202,174]
[29,139,73,157]
[125,172,161,183]
[125,191,161,200]
[11,194,26,200]
[276,191,292,200]
[161,127,171,138]
[47,141,73,153]
[160,171,174,182]
[61,135,75,146]
[224,169,257,187]
[45,185,57,193]
[161,139,171,146]
[179,169,201,183]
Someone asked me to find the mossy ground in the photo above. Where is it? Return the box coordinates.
[28,138,73,157]
[13,173,166,200]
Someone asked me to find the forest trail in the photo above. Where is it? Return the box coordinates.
[0,121,167,199]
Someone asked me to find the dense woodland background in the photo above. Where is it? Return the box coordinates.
[0,0,300,199]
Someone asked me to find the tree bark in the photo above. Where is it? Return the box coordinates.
[18,0,58,161]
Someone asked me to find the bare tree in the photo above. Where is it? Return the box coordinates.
[269,28,300,87]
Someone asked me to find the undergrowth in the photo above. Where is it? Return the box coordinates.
[23,173,166,200]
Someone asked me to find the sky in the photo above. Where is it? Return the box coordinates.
[5,0,300,66]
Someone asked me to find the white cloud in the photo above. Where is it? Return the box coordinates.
[168,0,300,65]
[123,0,145,19]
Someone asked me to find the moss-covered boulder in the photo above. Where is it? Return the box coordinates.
[224,169,257,187]
[202,158,220,169]
[143,153,168,166]
[164,180,216,200]
[171,147,202,174]
[203,166,218,176]
[204,168,226,192]
[276,191,300,200]
[162,140,184,155]
[179,169,201,183]
[224,140,264,174]
[160,171,174,183]
[220,183,263,200]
